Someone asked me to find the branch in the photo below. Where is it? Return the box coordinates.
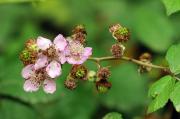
[88,56,169,71]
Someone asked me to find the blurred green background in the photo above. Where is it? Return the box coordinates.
[0,0,180,119]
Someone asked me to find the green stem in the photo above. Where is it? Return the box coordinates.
[88,56,169,71]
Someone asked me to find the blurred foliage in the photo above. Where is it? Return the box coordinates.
[0,0,180,119]
[103,112,123,119]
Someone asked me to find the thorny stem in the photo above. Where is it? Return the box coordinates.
[88,56,169,71]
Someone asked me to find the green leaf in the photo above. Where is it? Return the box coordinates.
[147,75,175,113]
[103,112,123,119]
[170,82,180,112]
[162,0,180,15]
[166,44,180,75]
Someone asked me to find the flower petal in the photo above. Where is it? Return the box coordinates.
[43,79,56,94]
[54,34,67,51]
[46,61,61,78]
[21,64,34,79]
[66,57,78,64]
[83,47,92,57]
[37,36,52,50]
[23,79,40,92]
[34,55,48,70]
[58,51,66,64]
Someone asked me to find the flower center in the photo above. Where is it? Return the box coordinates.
[43,45,58,60]
[69,41,84,56]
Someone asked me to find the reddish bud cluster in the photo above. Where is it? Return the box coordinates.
[109,24,130,42]
[138,52,152,73]
[71,25,87,45]
[64,64,88,90]
[19,39,38,66]
[111,44,125,58]
[64,74,77,90]
[96,67,111,93]
[97,67,111,80]
[109,24,130,58]
[70,64,88,80]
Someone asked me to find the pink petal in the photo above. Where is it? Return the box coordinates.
[66,57,78,64]
[23,79,40,92]
[43,79,56,94]
[34,55,48,70]
[46,61,61,78]
[54,34,67,51]
[58,51,66,64]
[37,36,52,50]
[21,64,34,79]
[83,47,92,57]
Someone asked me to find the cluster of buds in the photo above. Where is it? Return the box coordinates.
[19,25,92,94]
[71,24,87,45]
[109,24,130,58]
[19,39,38,65]
[64,64,88,90]
[109,24,130,42]
[138,52,152,73]
[95,67,111,93]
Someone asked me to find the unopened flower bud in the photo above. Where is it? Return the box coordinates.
[139,52,152,62]
[64,74,77,90]
[70,65,88,80]
[87,70,96,82]
[138,52,152,73]
[19,49,37,65]
[109,24,121,33]
[111,43,125,58]
[72,24,87,35]
[71,25,87,44]
[113,27,130,42]
[97,67,111,80]
[96,80,112,93]
[25,39,38,51]
[71,32,86,45]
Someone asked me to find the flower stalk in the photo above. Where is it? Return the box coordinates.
[88,56,169,71]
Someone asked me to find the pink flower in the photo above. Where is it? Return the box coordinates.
[21,64,56,94]
[65,38,92,64]
[35,34,67,78]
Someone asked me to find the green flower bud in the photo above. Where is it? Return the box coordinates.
[64,74,78,90]
[96,80,112,93]
[87,70,96,82]
[97,85,109,93]
[113,27,130,42]
[19,48,38,66]
[70,65,88,80]
[20,49,31,61]
[25,39,38,51]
